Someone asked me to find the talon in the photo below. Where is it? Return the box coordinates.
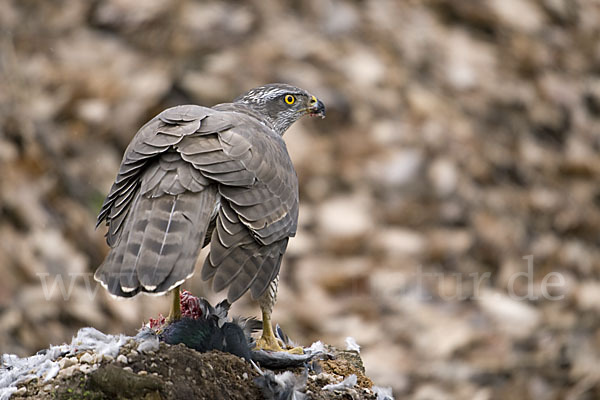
[255,335,285,352]
[256,309,303,353]
[255,336,304,354]
[287,346,304,355]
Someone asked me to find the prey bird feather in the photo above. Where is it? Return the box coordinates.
[95,83,325,352]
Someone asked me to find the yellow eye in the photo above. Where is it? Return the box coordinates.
[284,95,295,105]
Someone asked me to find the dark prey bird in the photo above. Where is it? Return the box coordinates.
[159,297,255,361]
[155,291,325,368]
[94,83,325,351]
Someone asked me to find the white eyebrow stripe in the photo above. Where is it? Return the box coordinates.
[240,85,307,103]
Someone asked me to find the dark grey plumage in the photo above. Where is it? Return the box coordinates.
[254,370,308,400]
[95,83,325,305]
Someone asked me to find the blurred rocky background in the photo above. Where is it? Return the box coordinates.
[1,0,600,398]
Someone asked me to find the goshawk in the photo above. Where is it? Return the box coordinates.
[94,83,325,351]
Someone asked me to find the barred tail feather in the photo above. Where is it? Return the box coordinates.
[95,188,216,296]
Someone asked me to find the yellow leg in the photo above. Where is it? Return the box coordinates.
[255,309,284,351]
[254,278,303,354]
[167,286,181,322]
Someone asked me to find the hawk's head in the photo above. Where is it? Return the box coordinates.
[235,83,325,135]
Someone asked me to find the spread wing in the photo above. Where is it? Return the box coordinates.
[95,104,298,302]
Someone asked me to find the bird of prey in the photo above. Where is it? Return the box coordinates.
[94,83,325,351]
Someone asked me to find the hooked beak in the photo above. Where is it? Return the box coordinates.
[307,95,326,119]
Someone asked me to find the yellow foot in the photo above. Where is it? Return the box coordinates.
[286,346,304,355]
[258,307,303,353]
[255,334,304,354]
[255,334,284,352]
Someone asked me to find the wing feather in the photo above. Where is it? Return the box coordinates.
[97,103,299,302]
